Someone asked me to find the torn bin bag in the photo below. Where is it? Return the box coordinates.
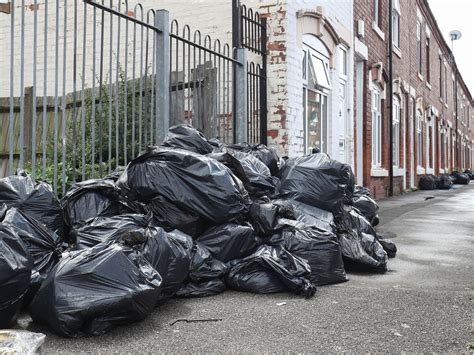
[278,153,355,216]
[0,225,33,328]
[117,147,250,224]
[162,124,213,155]
[225,245,316,298]
[29,243,162,338]
[61,179,144,230]
[0,172,64,238]
[176,242,229,298]
[268,227,347,286]
[2,208,64,298]
[196,223,261,262]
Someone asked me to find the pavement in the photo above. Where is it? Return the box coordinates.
[18,183,474,353]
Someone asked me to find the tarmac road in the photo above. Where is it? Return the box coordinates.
[19,183,474,353]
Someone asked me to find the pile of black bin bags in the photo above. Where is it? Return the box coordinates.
[0,124,397,338]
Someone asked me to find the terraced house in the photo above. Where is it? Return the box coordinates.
[353,0,474,198]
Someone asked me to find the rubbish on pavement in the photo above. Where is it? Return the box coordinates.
[278,153,355,217]
[1,208,64,301]
[268,227,347,285]
[226,245,316,298]
[451,171,470,185]
[352,186,380,226]
[196,223,261,263]
[169,318,223,326]
[419,175,437,190]
[0,225,32,328]
[117,147,250,223]
[29,242,162,338]
[0,172,64,238]
[0,330,46,355]
[162,124,213,155]
[435,175,453,190]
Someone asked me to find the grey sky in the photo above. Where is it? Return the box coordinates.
[428,0,474,96]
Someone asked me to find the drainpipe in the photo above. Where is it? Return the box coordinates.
[454,70,459,170]
[388,0,394,196]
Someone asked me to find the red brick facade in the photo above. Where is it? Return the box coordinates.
[354,0,473,199]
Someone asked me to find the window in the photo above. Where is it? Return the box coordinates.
[427,124,432,169]
[393,96,401,167]
[416,110,423,166]
[439,57,444,100]
[416,20,422,73]
[372,86,382,167]
[374,0,381,28]
[338,46,347,78]
[425,38,430,83]
[444,66,448,102]
[452,79,455,105]
[392,0,401,47]
[302,38,330,154]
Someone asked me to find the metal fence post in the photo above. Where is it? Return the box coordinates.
[155,9,170,144]
[234,48,247,143]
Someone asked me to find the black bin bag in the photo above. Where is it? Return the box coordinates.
[419,175,437,190]
[142,229,193,302]
[225,143,280,176]
[289,200,335,232]
[196,223,261,262]
[0,225,33,328]
[246,200,295,237]
[29,242,162,338]
[268,227,347,286]
[225,245,316,298]
[435,175,453,190]
[61,179,144,231]
[162,124,213,155]
[117,147,250,224]
[352,186,379,226]
[335,207,388,272]
[0,172,64,238]
[452,172,470,185]
[278,153,355,217]
[176,242,229,298]
[2,208,64,300]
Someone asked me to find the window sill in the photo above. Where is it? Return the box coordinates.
[393,167,405,177]
[417,72,424,81]
[426,168,434,174]
[417,166,426,175]
[426,82,432,90]
[444,103,448,108]
[372,22,385,41]
[393,45,402,58]
[371,167,389,177]
[439,168,447,174]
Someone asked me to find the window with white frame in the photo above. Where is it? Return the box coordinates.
[338,46,347,78]
[416,20,422,73]
[393,96,401,167]
[392,0,401,47]
[444,65,448,102]
[416,110,423,166]
[426,121,432,169]
[374,0,381,28]
[372,86,382,167]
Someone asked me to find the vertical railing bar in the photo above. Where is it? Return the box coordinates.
[19,0,25,170]
[150,12,155,143]
[123,2,129,166]
[52,0,60,192]
[32,0,38,180]
[182,28,186,124]
[143,20,149,143]
[175,26,179,124]
[139,18,144,152]
[61,0,68,194]
[114,1,121,169]
[254,65,257,143]
[42,0,48,180]
[8,0,15,176]
[81,1,88,180]
[169,21,174,125]
[226,50,230,142]
[72,0,78,183]
[91,2,97,178]
[131,7,138,159]
[98,1,105,177]
[192,35,196,126]
[186,27,191,124]
[108,0,113,173]
[247,62,250,142]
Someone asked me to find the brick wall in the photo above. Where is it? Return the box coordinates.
[354,0,473,199]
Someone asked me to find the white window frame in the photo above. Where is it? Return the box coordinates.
[374,0,380,27]
[338,46,348,79]
[416,110,423,167]
[426,120,431,169]
[393,96,401,167]
[392,0,401,48]
[372,85,382,167]
[416,20,422,74]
